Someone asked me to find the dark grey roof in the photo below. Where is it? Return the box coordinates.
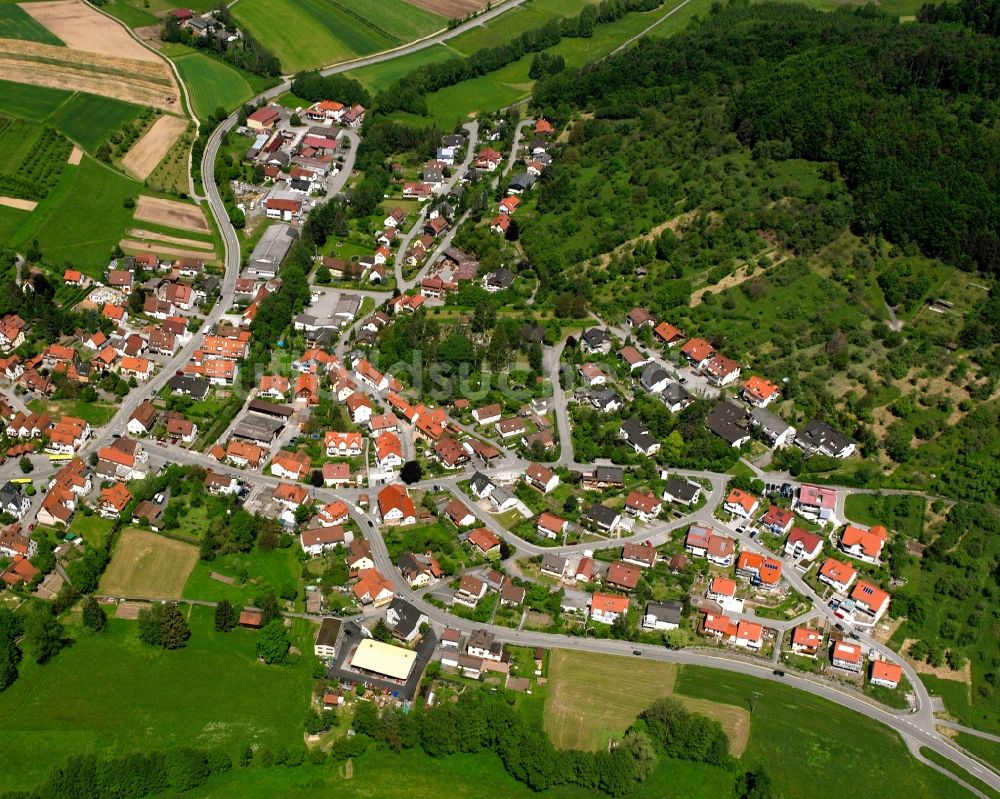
[386,598,424,638]
[470,471,495,494]
[620,418,657,451]
[661,382,691,406]
[797,420,853,456]
[589,387,620,410]
[640,363,670,390]
[581,328,608,348]
[316,617,342,647]
[585,503,620,527]
[750,406,791,434]
[520,324,545,343]
[509,172,535,190]
[663,478,700,503]
[167,375,209,399]
[541,554,567,573]
[485,267,514,289]
[645,600,682,625]
[591,465,624,484]
[705,402,749,446]
[231,413,285,442]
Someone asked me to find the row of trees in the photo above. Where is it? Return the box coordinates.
[350,688,733,796]
[372,0,666,116]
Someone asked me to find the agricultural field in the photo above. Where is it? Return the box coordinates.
[545,650,749,754]
[345,42,457,92]
[231,0,398,73]
[0,608,314,794]
[173,52,256,120]
[673,665,973,799]
[121,114,189,179]
[340,0,445,41]
[99,528,200,598]
[5,154,139,273]
[0,117,71,201]
[447,0,596,54]
[0,4,63,45]
[47,92,143,152]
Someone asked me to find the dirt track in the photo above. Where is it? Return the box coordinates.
[0,196,37,211]
[121,239,217,261]
[127,228,214,250]
[121,115,188,179]
[404,0,486,17]
[20,0,162,62]
[134,195,210,233]
[0,38,179,110]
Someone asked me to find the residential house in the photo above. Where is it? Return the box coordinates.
[742,376,780,407]
[840,524,888,564]
[397,552,442,588]
[762,505,794,535]
[705,402,751,448]
[524,462,559,494]
[96,438,147,481]
[314,617,342,659]
[165,414,197,444]
[662,478,701,506]
[703,355,741,387]
[580,328,611,355]
[98,483,132,518]
[750,408,795,448]
[706,576,744,613]
[385,598,428,642]
[584,503,621,534]
[271,449,311,481]
[300,525,347,557]
[445,498,475,528]
[618,345,649,372]
[589,592,629,625]
[850,580,891,622]
[325,431,363,457]
[606,561,642,592]
[377,484,417,526]
[619,418,659,456]
[870,660,903,689]
[639,363,671,394]
[537,512,568,540]
[348,539,375,571]
[735,620,764,651]
[818,557,858,593]
[273,482,308,511]
[374,431,403,472]
[467,527,501,557]
[653,321,684,347]
[642,600,683,631]
[795,483,837,521]
[540,554,569,579]
[126,401,157,437]
[662,382,694,413]
[796,420,855,459]
[0,526,36,559]
[622,542,657,569]
[624,492,661,523]
[454,575,488,608]
[700,612,739,642]
[831,640,863,673]
[724,488,759,518]
[352,568,394,607]
[680,337,715,367]
[0,482,29,520]
[736,551,782,591]
[790,626,823,657]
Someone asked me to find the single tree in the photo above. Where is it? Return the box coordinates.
[159,603,191,650]
[81,595,107,633]
[214,599,238,632]
[18,456,32,474]
[400,460,422,485]
[256,620,290,664]
[25,605,65,664]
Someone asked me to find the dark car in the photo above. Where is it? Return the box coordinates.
[773,670,785,677]
[632,650,642,656]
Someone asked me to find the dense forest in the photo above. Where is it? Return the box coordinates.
[532,2,1000,276]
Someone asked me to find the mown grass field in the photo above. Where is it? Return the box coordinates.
[48,92,142,152]
[6,154,139,274]
[27,397,117,426]
[169,746,737,799]
[99,528,200,599]
[545,650,751,754]
[0,4,63,45]
[173,52,256,120]
[0,80,141,153]
[448,0,597,54]
[673,666,974,799]
[183,546,302,609]
[232,0,396,73]
[0,608,314,794]
[345,42,457,92]
[341,0,445,41]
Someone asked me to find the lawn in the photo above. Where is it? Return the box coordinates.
[47,93,142,152]
[183,546,302,608]
[231,0,397,73]
[99,528,200,599]
[0,4,63,45]
[843,492,926,539]
[173,52,256,120]
[545,650,750,755]
[0,608,313,794]
[673,665,975,799]
[68,514,115,549]
[8,155,139,274]
[27,398,117,426]
[345,43,456,93]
